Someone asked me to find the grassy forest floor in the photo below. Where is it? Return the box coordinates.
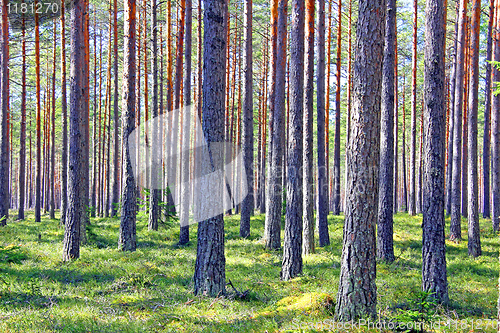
[0,210,498,332]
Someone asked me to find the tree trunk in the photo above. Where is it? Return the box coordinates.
[112,0,120,218]
[491,0,500,232]
[409,0,417,216]
[63,0,89,260]
[483,0,494,219]
[422,0,448,303]
[450,0,468,240]
[50,19,57,220]
[281,0,304,281]
[240,0,254,238]
[302,0,315,255]
[149,0,161,231]
[193,0,227,296]
[402,76,408,211]
[179,0,193,242]
[393,29,399,213]
[467,0,481,258]
[0,0,8,224]
[35,1,42,223]
[446,1,459,216]
[316,0,329,247]
[377,0,395,263]
[119,0,138,252]
[18,13,27,221]
[334,0,384,320]
[264,0,286,250]
[332,0,342,215]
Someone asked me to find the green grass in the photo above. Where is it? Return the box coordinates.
[0,210,498,332]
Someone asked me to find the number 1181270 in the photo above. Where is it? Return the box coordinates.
[6,2,60,15]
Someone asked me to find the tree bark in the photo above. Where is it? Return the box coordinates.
[378,0,396,263]
[50,19,57,220]
[409,0,417,216]
[264,0,286,250]
[149,0,161,231]
[483,0,494,219]
[281,0,304,281]
[35,1,42,223]
[111,0,120,218]
[63,0,89,260]
[240,0,254,238]
[119,0,138,252]
[467,0,481,258]
[0,0,8,224]
[302,0,315,255]
[316,0,330,247]
[194,0,227,296]
[18,12,27,221]
[422,0,448,303]
[450,0,468,240]
[332,0,342,215]
[334,0,384,320]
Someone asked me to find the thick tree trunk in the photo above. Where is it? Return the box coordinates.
[302,0,314,255]
[193,0,227,296]
[422,0,448,303]
[467,0,481,258]
[240,0,254,238]
[377,0,395,263]
[63,0,89,260]
[119,0,137,252]
[316,0,330,247]
[450,0,468,240]
[334,0,384,320]
[281,0,304,281]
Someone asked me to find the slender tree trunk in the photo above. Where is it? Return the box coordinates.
[35,1,42,223]
[378,0,395,263]
[316,0,330,247]
[194,0,227,296]
[63,0,89,260]
[491,0,500,232]
[483,0,494,219]
[462,17,470,218]
[409,0,417,216]
[393,27,399,214]
[450,0,468,240]
[422,0,448,303]
[240,0,254,238]
[112,0,120,218]
[18,13,27,221]
[402,76,408,211]
[467,0,481,257]
[0,0,8,224]
[179,0,193,242]
[50,19,57,220]
[264,0,286,250]
[302,0,315,255]
[335,0,384,320]
[446,0,459,215]
[332,0,342,215]
[119,0,138,252]
[149,0,161,231]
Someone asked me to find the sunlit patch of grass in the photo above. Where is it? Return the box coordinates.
[0,209,498,332]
